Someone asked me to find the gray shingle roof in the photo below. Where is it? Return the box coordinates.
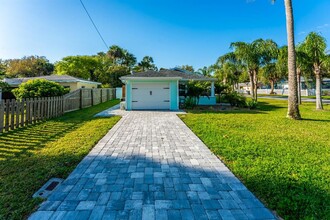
[3,75,101,86]
[121,69,216,81]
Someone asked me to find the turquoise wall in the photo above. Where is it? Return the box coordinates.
[170,81,179,110]
[126,81,132,110]
[198,96,216,105]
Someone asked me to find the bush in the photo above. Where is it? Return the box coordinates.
[0,81,12,93]
[13,79,69,99]
[246,99,258,109]
[183,96,198,109]
[222,91,246,107]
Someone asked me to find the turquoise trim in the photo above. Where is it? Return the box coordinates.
[198,96,216,105]
[170,81,179,110]
[126,82,132,110]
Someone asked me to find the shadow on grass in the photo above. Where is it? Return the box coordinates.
[0,100,120,161]
[301,118,330,123]
[243,173,330,220]
[184,102,285,115]
[0,100,120,219]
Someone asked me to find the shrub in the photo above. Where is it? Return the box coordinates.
[13,79,69,99]
[246,99,258,109]
[222,91,246,107]
[183,96,198,109]
[0,81,12,93]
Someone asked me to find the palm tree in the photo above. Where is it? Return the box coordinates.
[273,0,301,119]
[295,44,312,104]
[301,32,328,110]
[107,45,125,65]
[122,51,137,69]
[230,41,260,101]
[216,52,243,89]
[138,56,157,71]
[231,39,276,101]
[197,66,213,77]
[258,39,279,94]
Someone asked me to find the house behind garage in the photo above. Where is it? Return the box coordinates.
[3,75,101,92]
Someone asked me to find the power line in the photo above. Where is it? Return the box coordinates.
[79,0,109,50]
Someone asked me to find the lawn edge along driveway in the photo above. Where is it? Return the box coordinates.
[179,99,330,220]
[0,99,120,220]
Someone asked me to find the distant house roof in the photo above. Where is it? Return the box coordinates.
[3,75,101,87]
[120,68,216,81]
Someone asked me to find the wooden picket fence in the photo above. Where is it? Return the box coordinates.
[0,88,116,133]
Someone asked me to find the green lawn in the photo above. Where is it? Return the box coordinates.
[0,100,120,220]
[258,94,330,100]
[179,100,330,220]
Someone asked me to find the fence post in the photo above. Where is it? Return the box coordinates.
[79,89,83,109]
[41,97,45,121]
[21,99,25,126]
[0,102,4,133]
[33,98,37,124]
[5,99,9,131]
[15,99,20,128]
[91,89,94,106]
[10,99,15,130]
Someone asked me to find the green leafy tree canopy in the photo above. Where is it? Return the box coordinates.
[5,56,54,78]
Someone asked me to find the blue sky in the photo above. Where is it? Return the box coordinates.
[0,0,329,70]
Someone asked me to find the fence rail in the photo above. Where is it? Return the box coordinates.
[0,88,115,133]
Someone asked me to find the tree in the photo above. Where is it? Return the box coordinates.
[301,32,328,110]
[273,0,301,119]
[264,46,289,95]
[261,63,285,94]
[107,45,125,65]
[123,51,137,69]
[5,56,54,78]
[106,45,137,68]
[215,52,243,89]
[186,80,210,105]
[197,66,213,77]
[136,56,157,72]
[12,79,69,99]
[177,65,195,73]
[295,44,313,104]
[97,65,130,88]
[230,39,273,101]
[0,59,7,78]
[0,81,11,93]
[258,40,280,94]
[54,56,101,81]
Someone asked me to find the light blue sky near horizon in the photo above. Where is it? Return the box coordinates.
[0,0,329,70]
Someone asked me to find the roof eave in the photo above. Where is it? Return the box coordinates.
[120,77,182,81]
[179,78,217,82]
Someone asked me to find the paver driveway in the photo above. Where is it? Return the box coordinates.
[30,111,276,220]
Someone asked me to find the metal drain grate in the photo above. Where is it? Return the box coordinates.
[33,178,63,199]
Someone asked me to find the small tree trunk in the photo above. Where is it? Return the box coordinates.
[315,67,323,110]
[284,0,301,119]
[249,71,255,100]
[270,80,275,94]
[253,70,258,101]
[297,69,301,104]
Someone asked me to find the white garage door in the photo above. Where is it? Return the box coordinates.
[131,82,170,110]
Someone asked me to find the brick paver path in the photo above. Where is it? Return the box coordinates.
[30,112,276,220]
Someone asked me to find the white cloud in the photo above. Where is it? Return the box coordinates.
[316,23,329,29]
